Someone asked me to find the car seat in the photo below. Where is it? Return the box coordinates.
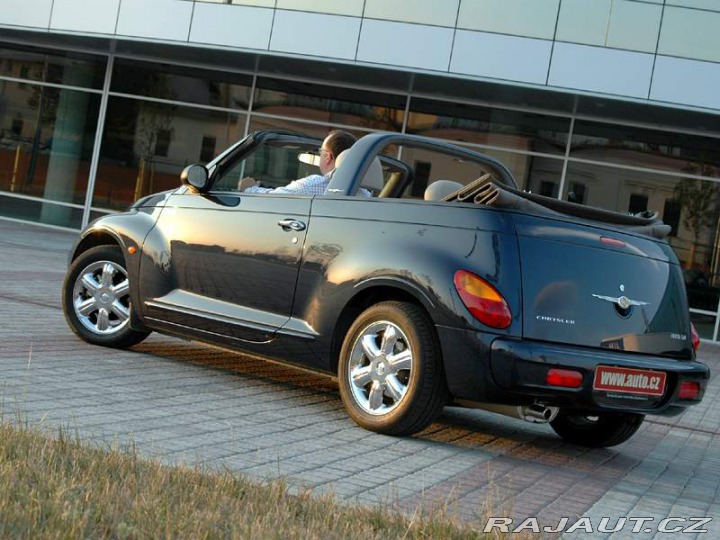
[424,180,463,201]
[334,150,384,196]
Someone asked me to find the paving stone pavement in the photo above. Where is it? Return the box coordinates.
[0,218,718,538]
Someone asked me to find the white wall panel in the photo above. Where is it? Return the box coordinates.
[357,19,453,72]
[116,0,193,41]
[231,0,276,7]
[557,0,661,53]
[0,0,52,29]
[651,56,720,111]
[190,3,273,50]
[659,7,720,64]
[451,30,551,85]
[606,1,662,54]
[556,0,611,47]
[667,0,720,11]
[50,0,120,35]
[270,10,360,60]
[458,0,560,40]
[549,43,653,98]
[363,0,459,27]
[276,0,363,17]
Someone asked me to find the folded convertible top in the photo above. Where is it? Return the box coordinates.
[443,174,671,240]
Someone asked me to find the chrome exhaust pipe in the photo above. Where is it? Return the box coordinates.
[458,401,559,424]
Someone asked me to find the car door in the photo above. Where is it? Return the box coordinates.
[141,133,320,343]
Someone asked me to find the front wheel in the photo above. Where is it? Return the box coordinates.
[337,301,447,436]
[550,411,644,447]
[62,245,150,348]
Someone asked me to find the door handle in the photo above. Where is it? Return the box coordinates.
[277,218,306,232]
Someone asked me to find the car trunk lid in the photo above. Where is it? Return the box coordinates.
[514,213,693,359]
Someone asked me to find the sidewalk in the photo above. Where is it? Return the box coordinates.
[1,218,718,537]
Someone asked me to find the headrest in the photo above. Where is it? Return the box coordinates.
[334,149,350,168]
[424,180,464,201]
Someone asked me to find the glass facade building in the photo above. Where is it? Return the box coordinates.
[1,0,720,338]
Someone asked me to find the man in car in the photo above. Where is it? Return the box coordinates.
[238,129,358,195]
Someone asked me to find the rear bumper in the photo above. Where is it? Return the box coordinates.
[438,326,709,416]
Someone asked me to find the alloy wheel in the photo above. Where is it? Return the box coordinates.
[72,260,131,336]
[347,320,413,415]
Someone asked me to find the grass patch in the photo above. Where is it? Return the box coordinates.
[0,421,493,539]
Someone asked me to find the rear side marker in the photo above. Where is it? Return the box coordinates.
[454,270,512,329]
[691,323,700,353]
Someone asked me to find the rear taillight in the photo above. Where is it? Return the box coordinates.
[678,380,701,400]
[691,323,700,353]
[546,368,583,388]
[453,270,512,329]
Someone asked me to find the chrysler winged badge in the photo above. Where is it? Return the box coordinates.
[592,286,650,309]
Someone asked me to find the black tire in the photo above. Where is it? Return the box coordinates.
[62,245,150,348]
[550,411,644,448]
[337,301,447,436]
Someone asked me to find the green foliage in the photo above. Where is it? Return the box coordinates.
[673,163,718,243]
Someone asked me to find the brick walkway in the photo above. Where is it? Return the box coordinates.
[0,219,718,538]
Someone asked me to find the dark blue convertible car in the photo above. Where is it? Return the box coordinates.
[62,130,709,447]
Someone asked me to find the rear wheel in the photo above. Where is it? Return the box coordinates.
[337,301,447,435]
[62,245,150,348]
[550,411,644,447]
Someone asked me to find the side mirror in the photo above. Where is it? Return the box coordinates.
[180,164,209,192]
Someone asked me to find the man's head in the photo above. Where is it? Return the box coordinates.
[319,130,356,175]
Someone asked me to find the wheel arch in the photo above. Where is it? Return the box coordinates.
[62,243,151,347]
[68,224,150,333]
[71,229,123,262]
[330,283,438,375]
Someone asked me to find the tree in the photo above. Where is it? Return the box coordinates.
[673,163,718,269]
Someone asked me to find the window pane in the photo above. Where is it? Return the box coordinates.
[628,194,649,214]
[0,44,105,89]
[116,40,257,72]
[562,161,720,310]
[0,193,83,229]
[258,55,411,91]
[576,96,719,135]
[407,98,569,155]
[458,146,563,192]
[213,140,320,192]
[395,144,560,197]
[570,120,720,178]
[690,312,716,340]
[0,80,100,215]
[413,74,575,113]
[111,59,252,110]
[248,116,365,140]
[397,146,499,198]
[89,209,113,222]
[95,97,246,210]
[253,77,406,131]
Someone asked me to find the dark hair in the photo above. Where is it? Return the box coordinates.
[324,130,356,159]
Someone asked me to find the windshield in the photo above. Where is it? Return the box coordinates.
[211,139,321,192]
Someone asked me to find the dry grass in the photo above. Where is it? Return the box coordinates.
[0,421,492,539]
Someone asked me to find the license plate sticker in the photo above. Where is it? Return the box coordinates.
[593,366,667,397]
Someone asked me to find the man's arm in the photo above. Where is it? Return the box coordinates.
[242,174,328,195]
